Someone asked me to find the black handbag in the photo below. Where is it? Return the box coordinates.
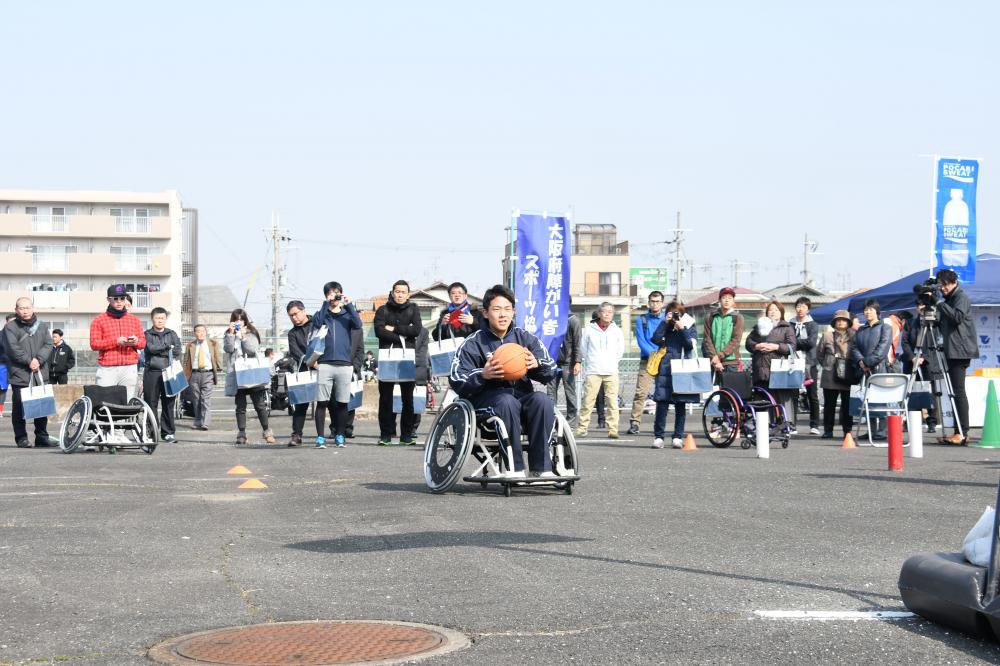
[833,357,850,383]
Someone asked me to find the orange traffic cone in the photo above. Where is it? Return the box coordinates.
[841,433,857,449]
[682,434,698,451]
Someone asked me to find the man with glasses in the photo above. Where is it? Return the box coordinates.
[628,291,666,435]
[89,284,146,400]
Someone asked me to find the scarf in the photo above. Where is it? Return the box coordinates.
[106,305,127,319]
[597,321,610,331]
[17,315,40,335]
[446,301,470,329]
[793,315,813,341]
[756,316,774,337]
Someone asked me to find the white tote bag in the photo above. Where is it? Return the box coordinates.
[377,340,417,382]
[234,355,271,388]
[428,325,464,377]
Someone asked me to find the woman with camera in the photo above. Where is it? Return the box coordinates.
[224,308,274,445]
[818,309,855,439]
[745,301,798,428]
[649,300,697,449]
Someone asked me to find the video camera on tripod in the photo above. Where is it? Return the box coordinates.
[913,278,941,320]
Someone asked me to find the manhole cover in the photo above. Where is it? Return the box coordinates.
[148,620,470,666]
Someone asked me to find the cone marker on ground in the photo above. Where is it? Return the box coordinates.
[227,465,252,475]
[682,434,698,451]
[238,478,268,489]
[841,433,857,449]
[973,380,1000,449]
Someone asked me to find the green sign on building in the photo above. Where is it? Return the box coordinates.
[630,267,670,296]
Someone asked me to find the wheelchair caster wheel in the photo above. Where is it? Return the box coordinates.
[480,482,488,489]
[503,484,512,497]
[565,483,573,495]
[741,439,751,450]
[108,447,117,454]
[141,445,156,455]
[782,440,789,449]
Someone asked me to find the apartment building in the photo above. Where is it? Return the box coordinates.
[0,190,185,338]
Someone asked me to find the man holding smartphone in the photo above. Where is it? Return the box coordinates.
[89,284,146,400]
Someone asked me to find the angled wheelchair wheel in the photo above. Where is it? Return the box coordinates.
[551,412,580,478]
[703,390,739,448]
[59,397,92,454]
[424,399,475,493]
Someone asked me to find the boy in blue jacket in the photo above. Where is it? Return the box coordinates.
[449,284,558,478]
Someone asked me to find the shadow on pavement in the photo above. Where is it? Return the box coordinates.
[287,530,590,554]
[490,545,898,606]
[892,614,1000,661]
[806,473,995,489]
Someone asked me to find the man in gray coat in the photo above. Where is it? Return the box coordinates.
[546,312,582,427]
[3,297,54,447]
[935,269,979,445]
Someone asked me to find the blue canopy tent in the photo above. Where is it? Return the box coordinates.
[812,253,1000,325]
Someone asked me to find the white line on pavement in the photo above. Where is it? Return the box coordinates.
[754,610,916,621]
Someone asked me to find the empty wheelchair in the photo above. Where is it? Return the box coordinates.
[59,385,159,455]
[701,371,791,450]
[423,395,580,497]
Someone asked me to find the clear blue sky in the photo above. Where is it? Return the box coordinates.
[2,1,996,322]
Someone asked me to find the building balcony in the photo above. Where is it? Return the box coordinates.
[0,252,172,276]
[0,213,172,238]
[0,290,171,313]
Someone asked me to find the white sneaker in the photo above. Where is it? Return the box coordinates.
[529,470,558,478]
[671,438,683,449]
[651,438,664,449]
[502,469,526,479]
[788,428,798,436]
[809,427,821,435]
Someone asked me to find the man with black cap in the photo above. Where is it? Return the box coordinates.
[89,284,146,400]
[703,287,745,376]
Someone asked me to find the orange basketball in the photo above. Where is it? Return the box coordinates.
[493,343,528,381]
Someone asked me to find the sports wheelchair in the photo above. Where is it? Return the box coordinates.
[701,371,791,450]
[59,385,159,455]
[423,394,580,497]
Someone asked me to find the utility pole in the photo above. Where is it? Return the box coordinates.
[801,234,820,287]
[673,211,682,299]
[269,212,291,341]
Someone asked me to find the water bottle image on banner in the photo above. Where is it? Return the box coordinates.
[941,189,970,267]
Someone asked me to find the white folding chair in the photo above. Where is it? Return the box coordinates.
[863,373,909,447]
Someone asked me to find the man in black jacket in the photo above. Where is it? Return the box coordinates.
[791,297,820,435]
[4,298,54,447]
[373,280,424,445]
[545,312,581,428]
[49,328,76,385]
[935,269,979,445]
[142,307,183,442]
[285,300,312,446]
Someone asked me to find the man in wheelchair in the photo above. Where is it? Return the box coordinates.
[448,284,558,479]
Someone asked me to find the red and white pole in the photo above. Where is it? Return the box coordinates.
[888,415,904,472]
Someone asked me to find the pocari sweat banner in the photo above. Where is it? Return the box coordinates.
[935,157,979,283]
[515,214,571,360]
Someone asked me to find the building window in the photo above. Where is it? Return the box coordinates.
[111,246,153,271]
[113,208,152,233]
[573,224,618,256]
[31,206,72,232]
[29,245,77,271]
[599,272,621,296]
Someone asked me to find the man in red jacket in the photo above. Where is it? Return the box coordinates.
[90,284,146,400]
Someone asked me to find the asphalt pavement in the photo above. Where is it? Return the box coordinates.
[2,408,1000,665]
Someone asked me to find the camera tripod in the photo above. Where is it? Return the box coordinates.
[908,313,962,440]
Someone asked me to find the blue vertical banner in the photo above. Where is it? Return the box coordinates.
[515,214,571,360]
[935,157,979,283]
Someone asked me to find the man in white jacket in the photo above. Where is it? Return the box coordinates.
[576,302,625,439]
